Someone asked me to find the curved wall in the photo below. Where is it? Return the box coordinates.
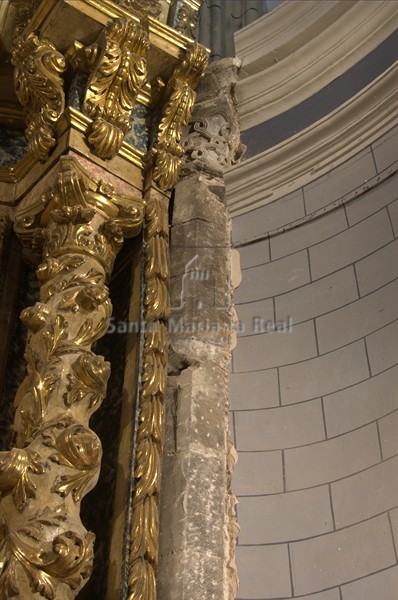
[230,126,398,600]
[227,3,398,597]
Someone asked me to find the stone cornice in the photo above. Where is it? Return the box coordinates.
[235,0,398,130]
[225,59,398,216]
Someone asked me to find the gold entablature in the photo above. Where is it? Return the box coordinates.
[66,17,150,160]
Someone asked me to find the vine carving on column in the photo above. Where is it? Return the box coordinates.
[66,17,149,159]
[0,156,144,599]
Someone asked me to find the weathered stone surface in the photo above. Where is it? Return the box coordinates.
[158,57,241,599]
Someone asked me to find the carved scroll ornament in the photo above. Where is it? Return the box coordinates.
[0,157,144,599]
[151,42,208,189]
[67,18,149,159]
[11,32,66,162]
[174,0,203,38]
[113,0,164,19]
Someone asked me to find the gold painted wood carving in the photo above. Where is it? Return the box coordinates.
[67,18,149,159]
[114,0,164,19]
[128,190,169,600]
[11,32,66,161]
[0,157,144,599]
[151,41,208,190]
[11,0,41,38]
[174,0,203,38]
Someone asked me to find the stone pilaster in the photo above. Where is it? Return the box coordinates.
[157,57,242,599]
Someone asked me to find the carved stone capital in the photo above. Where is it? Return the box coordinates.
[181,57,245,179]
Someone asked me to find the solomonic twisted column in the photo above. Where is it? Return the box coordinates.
[0,157,144,599]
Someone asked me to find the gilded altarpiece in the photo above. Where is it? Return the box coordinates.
[0,1,207,598]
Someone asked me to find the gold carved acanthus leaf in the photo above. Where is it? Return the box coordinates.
[11,32,66,161]
[0,510,94,600]
[44,423,102,502]
[66,18,149,159]
[151,42,208,189]
[0,449,45,512]
[65,352,110,409]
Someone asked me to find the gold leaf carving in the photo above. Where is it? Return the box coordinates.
[42,315,67,359]
[174,0,202,38]
[72,315,110,347]
[3,158,145,598]
[15,364,59,447]
[0,511,94,600]
[11,32,66,161]
[36,256,85,284]
[20,303,50,333]
[0,449,45,512]
[67,18,149,159]
[114,0,163,19]
[128,193,169,600]
[65,353,110,409]
[45,424,102,502]
[152,42,208,189]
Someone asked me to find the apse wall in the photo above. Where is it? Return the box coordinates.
[225,2,398,599]
[230,128,398,600]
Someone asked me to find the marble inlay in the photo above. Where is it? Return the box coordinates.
[125,101,150,153]
[0,127,28,167]
[68,71,89,111]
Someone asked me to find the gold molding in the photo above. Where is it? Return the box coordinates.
[128,189,169,600]
[0,107,145,191]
